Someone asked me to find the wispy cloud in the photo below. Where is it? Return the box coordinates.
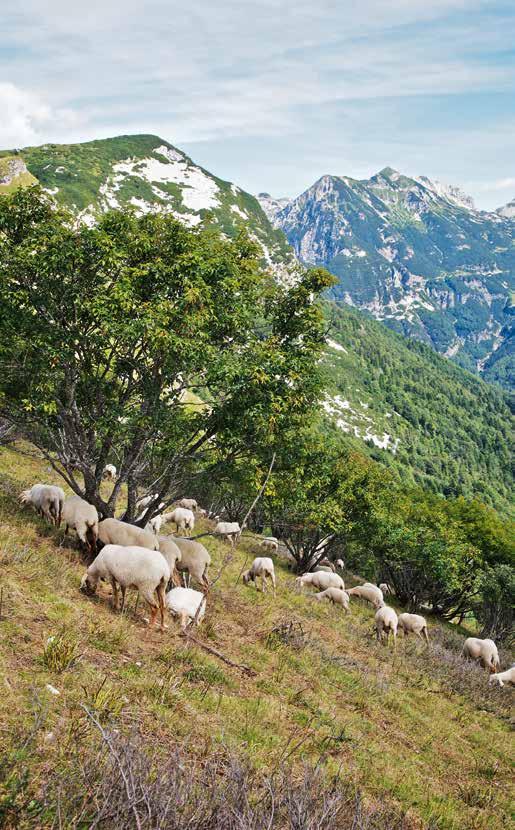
[0,0,513,208]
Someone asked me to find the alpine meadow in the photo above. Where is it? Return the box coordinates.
[1,4,514,828]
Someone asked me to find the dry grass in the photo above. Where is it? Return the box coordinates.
[0,443,514,830]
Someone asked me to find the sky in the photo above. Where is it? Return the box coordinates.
[1,0,514,210]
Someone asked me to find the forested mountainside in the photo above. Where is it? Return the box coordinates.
[0,134,291,268]
[322,301,513,517]
[262,169,515,389]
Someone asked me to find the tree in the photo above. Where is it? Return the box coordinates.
[475,565,514,645]
[0,187,334,519]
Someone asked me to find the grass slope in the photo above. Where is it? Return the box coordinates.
[323,302,513,517]
[0,445,513,829]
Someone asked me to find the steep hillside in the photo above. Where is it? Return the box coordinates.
[497,197,515,219]
[0,446,513,829]
[321,302,513,516]
[263,170,515,387]
[0,135,291,268]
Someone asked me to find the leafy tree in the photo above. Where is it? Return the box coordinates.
[0,187,334,519]
[475,565,515,645]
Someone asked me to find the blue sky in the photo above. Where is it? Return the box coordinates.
[1,0,514,209]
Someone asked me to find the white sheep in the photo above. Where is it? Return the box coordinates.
[214,521,241,548]
[260,537,279,553]
[347,584,384,609]
[488,666,515,687]
[20,484,65,527]
[166,587,206,629]
[102,464,117,481]
[375,605,398,645]
[177,498,198,511]
[379,582,394,596]
[62,496,99,557]
[242,557,276,594]
[197,508,207,518]
[314,587,350,612]
[462,637,500,673]
[172,537,211,590]
[158,536,182,585]
[97,518,159,551]
[295,571,345,592]
[397,612,429,644]
[166,507,195,535]
[136,493,158,510]
[80,544,170,630]
[335,558,345,570]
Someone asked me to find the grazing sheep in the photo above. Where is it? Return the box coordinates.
[488,666,515,687]
[335,558,345,570]
[80,544,169,630]
[379,582,394,596]
[20,484,65,527]
[158,536,182,586]
[347,584,383,609]
[62,496,99,558]
[314,587,350,613]
[462,637,500,673]
[166,507,195,535]
[172,537,211,590]
[260,537,279,553]
[375,605,398,645]
[97,518,159,551]
[166,587,206,628]
[177,498,198,511]
[214,521,241,548]
[397,613,429,644]
[242,557,276,594]
[295,571,345,592]
[102,464,117,481]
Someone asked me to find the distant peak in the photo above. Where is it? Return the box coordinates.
[377,166,401,178]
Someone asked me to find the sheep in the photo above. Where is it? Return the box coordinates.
[172,537,211,590]
[397,613,429,644]
[166,587,206,629]
[80,544,169,630]
[158,536,182,586]
[462,637,500,673]
[177,498,198,511]
[314,565,334,574]
[102,464,117,481]
[295,571,345,592]
[19,484,65,527]
[197,508,207,518]
[166,507,195,535]
[242,557,276,595]
[214,521,241,548]
[335,558,345,570]
[136,493,158,510]
[488,666,515,687]
[347,584,383,609]
[375,605,398,645]
[314,587,350,613]
[61,496,99,558]
[379,582,394,596]
[260,537,279,553]
[97,518,159,551]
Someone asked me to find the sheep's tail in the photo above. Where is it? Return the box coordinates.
[157,577,166,630]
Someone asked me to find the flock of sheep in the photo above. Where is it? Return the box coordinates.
[18,478,514,689]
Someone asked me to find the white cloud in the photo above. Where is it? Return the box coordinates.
[474,177,515,192]
[0,82,78,148]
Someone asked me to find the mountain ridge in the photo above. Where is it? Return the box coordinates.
[259,168,514,388]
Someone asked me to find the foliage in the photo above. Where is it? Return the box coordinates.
[323,300,513,517]
[475,565,515,645]
[0,187,333,518]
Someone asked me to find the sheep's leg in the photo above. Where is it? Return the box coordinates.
[261,575,266,593]
[422,627,429,645]
[271,574,276,597]
[110,578,119,611]
[179,610,189,629]
[120,586,127,613]
[156,581,167,632]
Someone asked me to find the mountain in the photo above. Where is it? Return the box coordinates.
[0,134,291,269]
[263,168,515,388]
[257,192,291,222]
[321,301,513,517]
[497,197,515,219]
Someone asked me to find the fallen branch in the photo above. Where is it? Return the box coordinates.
[180,630,256,677]
[240,452,276,531]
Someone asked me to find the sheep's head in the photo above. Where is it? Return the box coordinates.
[80,573,97,596]
[242,570,251,584]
